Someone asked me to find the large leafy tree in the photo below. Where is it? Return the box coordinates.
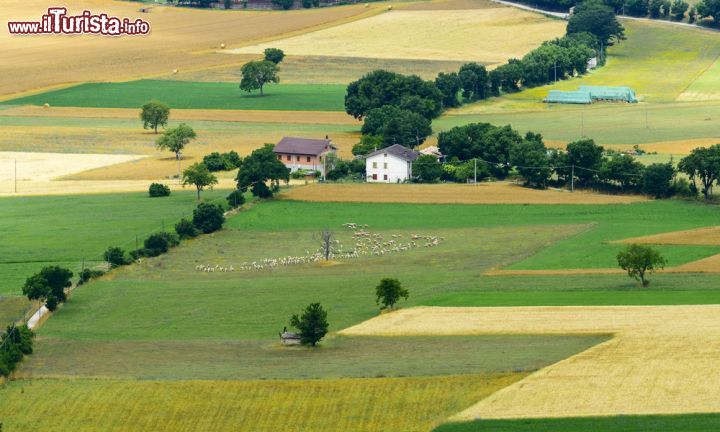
[599,154,645,190]
[263,48,285,64]
[565,138,604,185]
[360,105,432,147]
[156,123,196,160]
[235,144,290,198]
[509,133,551,188]
[182,162,218,200]
[437,123,523,178]
[678,144,720,199]
[22,266,73,311]
[413,154,443,183]
[375,278,409,309]
[351,134,384,156]
[458,62,489,102]
[642,162,675,198]
[567,0,625,46]
[345,70,443,120]
[140,100,170,134]
[289,303,329,346]
[617,244,666,286]
[239,60,280,96]
[697,0,720,22]
[435,72,462,108]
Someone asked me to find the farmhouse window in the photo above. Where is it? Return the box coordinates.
[306,156,311,162]
[383,174,388,180]
[383,163,388,169]
[296,156,300,161]
[373,162,378,168]
[277,155,281,160]
[286,155,291,161]
[372,174,378,180]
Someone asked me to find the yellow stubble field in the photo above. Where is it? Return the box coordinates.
[0,0,382,98]
[341,305,720,419]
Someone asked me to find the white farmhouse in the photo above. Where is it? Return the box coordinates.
[365,144,419,183]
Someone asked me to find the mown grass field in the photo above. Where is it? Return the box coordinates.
[0,189,229,295]
[5,81,347,111]
[435,413,720,431]
[0,374,521,432]
[19,334,606,380]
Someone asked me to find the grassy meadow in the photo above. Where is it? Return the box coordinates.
[0,189,229,295]
[435,414,720,432]
[5,81,347,111]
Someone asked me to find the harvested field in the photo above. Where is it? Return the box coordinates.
[281,182,646,204]
[341,305,720,419]
[163,55,474,84]
[0,106,360,126]
[0,374,522,431]
[0,151,145,187]
[399,0,502,10]
[0,0,380,98]
[618,225,720,246]
[226,7,565,63]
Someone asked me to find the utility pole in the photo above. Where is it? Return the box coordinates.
[645,109,649,129]
[135,235,139,252]
[473,159,477,185]
[14,159,17,194]
[581,112,585,137]
[571,164,575,192]
[554,61,558,82]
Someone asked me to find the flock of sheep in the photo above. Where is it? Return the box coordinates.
[194,223,444,273]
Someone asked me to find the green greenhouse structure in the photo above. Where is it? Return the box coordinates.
[544,86,638,104]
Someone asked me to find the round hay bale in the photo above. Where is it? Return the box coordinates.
[365,3,369,6]
[43,103,50,108]
[220,43,226,49]
[172,69,178,74]
[387,4,392,10]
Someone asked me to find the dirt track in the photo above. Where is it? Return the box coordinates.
[341,305,720,419]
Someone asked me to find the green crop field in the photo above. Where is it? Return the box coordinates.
[0,190,229,296]
[4,80,347,111]
[434,413,720,432]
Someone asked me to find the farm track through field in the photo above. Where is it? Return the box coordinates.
[341,305,720,419]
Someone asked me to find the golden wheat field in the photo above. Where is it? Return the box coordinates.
[0,0,381,98]
[226,7,565,63]
[0,374,523,431]
[281,182,647,204]
[341,305,720,419]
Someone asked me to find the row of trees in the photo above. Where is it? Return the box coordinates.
[429,122,687,197]
[515,0,692,21]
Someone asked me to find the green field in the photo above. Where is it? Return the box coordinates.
[4,80,347,111]
[20,334,606,380]
[435,414,720,432]
[0,190,229,295]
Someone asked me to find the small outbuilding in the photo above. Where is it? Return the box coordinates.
[280,330,301,345]
[365,144,419,183]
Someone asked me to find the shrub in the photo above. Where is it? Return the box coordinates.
[148,183,171,197]
[193,203,225,234]
[143,232,179,257]
[203,151,240,172]
[226,190,246,209]
[0,325,34,376]
[175,218,199,239]
[78,268,105,285]
[103,246,129,267]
